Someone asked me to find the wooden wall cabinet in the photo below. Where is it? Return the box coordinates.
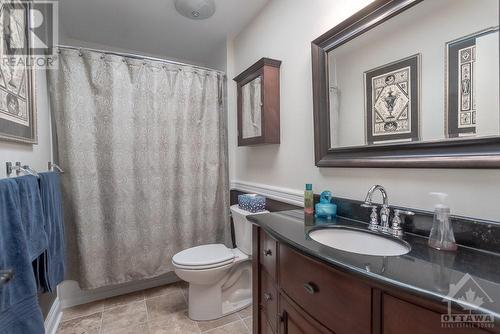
[252,225,499,334]
[234,58,281,146]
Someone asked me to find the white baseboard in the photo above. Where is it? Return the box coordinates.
[44,297,62,334]
[230,180,304,207]
[58,271,179,309]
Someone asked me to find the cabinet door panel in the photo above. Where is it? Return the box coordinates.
[260,229,278,280]
[383,294,492,334]
[279,295,333,334]
[260,268,278,332]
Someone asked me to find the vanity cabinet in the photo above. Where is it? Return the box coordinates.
[253,225,499,334]
[233,58,281,146]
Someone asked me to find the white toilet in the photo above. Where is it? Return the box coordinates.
[172,204,268,321]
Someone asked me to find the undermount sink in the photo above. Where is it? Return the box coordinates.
[308,226,411,256]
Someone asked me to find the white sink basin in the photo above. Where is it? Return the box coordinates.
[309,227,411,256]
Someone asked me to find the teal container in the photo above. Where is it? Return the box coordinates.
[315,191,337,219]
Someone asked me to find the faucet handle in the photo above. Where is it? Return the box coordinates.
[393,209,415,217]
[391,209,415,236]
[361,203,379,229]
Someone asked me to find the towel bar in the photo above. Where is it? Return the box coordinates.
[48,162,64,173]
[5,162,39,178]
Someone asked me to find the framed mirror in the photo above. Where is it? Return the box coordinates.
[312,0,500,168]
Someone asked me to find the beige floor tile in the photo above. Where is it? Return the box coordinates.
[204,320,248,334]
[148,310,200,334]
[243,317,252,333]
[57,312,102,334]
[104,290,145,309]
[62,300,104,321]
[146,292,187,321]
[196,313,240,332]
[101,322,149,334]
[144,282,187,299]
[101,301,148,333]
[237,306,252,319]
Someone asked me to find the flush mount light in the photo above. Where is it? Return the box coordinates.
[175,0,216,20]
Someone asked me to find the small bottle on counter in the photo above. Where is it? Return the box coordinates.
[304,183,314,215]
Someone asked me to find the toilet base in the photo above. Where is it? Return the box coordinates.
[188,283,251,321]
[187,261,252,321]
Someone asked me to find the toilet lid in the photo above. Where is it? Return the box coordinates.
[172,244,235,267]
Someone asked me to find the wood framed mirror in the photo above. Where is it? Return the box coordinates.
[312,0,500,168]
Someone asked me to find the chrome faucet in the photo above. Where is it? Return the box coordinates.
[363,185,390,231]
[361,185,414,237]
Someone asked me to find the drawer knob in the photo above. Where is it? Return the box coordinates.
[303,282,318,295]
[263,292,273,301]
[263,249,272,256]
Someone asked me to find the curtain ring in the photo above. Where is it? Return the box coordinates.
[142,61,147,66]
[78,50,83,57]
[100,54,105,60]
[122,58,127,63]
[56,48,61,54]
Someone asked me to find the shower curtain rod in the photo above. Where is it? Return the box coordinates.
[56,44,226,76]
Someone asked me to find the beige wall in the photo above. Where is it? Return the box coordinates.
[0,70,52,178]
[227,0,500,221]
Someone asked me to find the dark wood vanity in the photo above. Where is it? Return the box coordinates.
[252,225,500,334]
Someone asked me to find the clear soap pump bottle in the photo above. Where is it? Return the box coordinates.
[428,192,457,251]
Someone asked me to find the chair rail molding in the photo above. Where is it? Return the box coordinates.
[230,180,304,207]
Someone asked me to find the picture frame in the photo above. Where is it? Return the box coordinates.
[445,27,499,138]
[364,54,420,145]
[0,1,37,144]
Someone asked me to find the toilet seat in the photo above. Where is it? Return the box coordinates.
[172,244,235,270]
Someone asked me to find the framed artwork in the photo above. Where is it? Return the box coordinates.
[364,54,420,145]
[445,27,498,138]
[0,1,37,144]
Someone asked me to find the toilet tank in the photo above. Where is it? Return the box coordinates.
[230,205,269,255]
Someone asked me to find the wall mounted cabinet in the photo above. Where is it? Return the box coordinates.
[234,58,281,146]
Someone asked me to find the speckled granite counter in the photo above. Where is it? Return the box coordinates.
[248,210,500,320]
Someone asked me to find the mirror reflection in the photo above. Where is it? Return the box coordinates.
[328,0,499,149]
[241,76,262,139]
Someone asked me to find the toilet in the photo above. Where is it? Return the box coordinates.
[172,204,268,321]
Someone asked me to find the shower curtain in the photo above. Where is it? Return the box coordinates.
[48,49,229,289]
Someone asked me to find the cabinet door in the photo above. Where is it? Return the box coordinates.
[383,294,492,334]
[279,295,333,334]
[260,268,278,332]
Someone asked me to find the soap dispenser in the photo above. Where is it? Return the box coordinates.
[428,192,457,251]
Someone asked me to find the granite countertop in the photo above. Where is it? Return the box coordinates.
[248,210,500,320]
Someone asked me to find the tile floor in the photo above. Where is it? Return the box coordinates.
[57,282,252,334]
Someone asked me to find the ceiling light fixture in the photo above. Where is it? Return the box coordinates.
[175,0,216,20]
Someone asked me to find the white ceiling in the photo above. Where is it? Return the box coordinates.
[59,0,269,69]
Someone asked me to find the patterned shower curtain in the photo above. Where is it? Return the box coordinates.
[48,48,229,289]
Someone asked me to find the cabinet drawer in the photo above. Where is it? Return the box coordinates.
[279,245,371,334]
[260,229,278,280]
[383,294,492,334]
[260,268,278,332]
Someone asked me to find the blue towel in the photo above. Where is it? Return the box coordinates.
[13,175,48,261]
[39,172,65,292]
[0,179,45,334]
